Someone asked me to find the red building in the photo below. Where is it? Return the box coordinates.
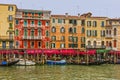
[15,9,51,49]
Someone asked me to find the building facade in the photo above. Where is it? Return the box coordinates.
[0,4,17,49]
[50,13,85,50]
[0,3,120,51]
[15,9,51,49]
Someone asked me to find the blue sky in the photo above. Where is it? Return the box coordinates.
[0,0,120,18]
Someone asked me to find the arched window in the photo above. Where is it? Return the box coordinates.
[51,26,56,33]
[109,41,112,47]
[106,30,108,34]
[38,29,41,36]
[60,27,65,33]
[24,29,27,36]
[114,40,117,48]
[93,41,96,46]
[69,27,73,33]
[114,28,117,36]
[15,29,19,36]
[81,28,85,33]
[101,41,104,46]
[88,41,91,46]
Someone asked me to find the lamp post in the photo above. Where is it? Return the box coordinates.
[24,49,26,66]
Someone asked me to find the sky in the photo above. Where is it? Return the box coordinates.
[0,0,120,18]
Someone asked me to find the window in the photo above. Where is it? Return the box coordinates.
[24,20,27,26]
[16,20,19,25]
[32,12,34,16]
[52,18,55,23]
[9,23,13,29]
[51,27,56,33]
[101,30,105,37]
[88,41,91,45]
[46,42,49,48]
[93,41,97,47]
[15,29,19,36]
[16,41,19,47]
[60,27,65,33]
[51,36,56,41]
[81,28,85,33]
[51,43,56,48]
[81,20,85,26]
[61,36,65,41]
[81,44,85,48]
[114,40,117,48]
[69,36,73,41]
[58,19,62,23]
[69,27,73,33]
[8,6,13,11]
[31,42,34,48]
[106,41,108,47]
[101,41,104,46]
[73,37,78,42]
[93,21,97,27]
[38,21,41,26]
[114,28,117,36]
[24,41,27,47]
[73,28,76,33]
[95,30,97,36]
[31,21,34,26]
[81,37,85,43]
[69,44,78,48]
[46,21,49,26]
[31,29,34,39]
[69,19,77,25]
[38,29,41,36]
[24,29,27,37]
[101,21,104,27]
[87,30,91,36]
[87,21,91,27]
[46,31,49,37]
[38,42,41,47]
[60,43,65,48]
[8,15,13,21]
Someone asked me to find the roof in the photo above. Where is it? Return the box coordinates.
[107,18,120,21]
[51,15,79,19]
[0,3,17,7]
[18,9,51,13]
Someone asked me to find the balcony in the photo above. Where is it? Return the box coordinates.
[105,35,113,38]
[0,36,13,41]
[22,36,42,40]
[86,45,106,49]
[22,16,44,20]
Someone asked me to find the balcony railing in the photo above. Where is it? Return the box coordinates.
[0,36,13,40]
[86,45,106,49]
[0,46,15,49]
[22,36,42,40]
[105,35,113,38]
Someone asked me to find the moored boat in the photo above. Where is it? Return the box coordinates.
[46,60,66,65]
[0,60,19,66]
[16,59,36,66]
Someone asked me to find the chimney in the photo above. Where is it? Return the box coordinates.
[78,13,80,17]
[65,13,68,17]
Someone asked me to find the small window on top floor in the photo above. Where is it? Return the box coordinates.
[8,6,13,11]
[101,21,104,27]
[52,18,55,23]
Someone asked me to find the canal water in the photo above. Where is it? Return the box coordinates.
[0,65,119,80]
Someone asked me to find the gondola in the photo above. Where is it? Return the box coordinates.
[0,60,19,66]
[46,60,66,65]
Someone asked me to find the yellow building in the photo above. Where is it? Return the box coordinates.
[83,12,108,50]
[0,4,17,49]
[106,19,120,50]
[50,13,85,50]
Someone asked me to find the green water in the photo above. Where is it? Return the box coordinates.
[0,65,119,80]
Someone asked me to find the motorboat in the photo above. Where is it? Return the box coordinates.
[16,59,36,66]
[46,60,66,65]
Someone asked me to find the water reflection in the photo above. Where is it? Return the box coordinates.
[0,65,119,80]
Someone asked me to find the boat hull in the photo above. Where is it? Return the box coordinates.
[46,60,66,65]
[0,60,19,66]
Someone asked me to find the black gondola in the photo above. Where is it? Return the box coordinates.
[0,60,19,66]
